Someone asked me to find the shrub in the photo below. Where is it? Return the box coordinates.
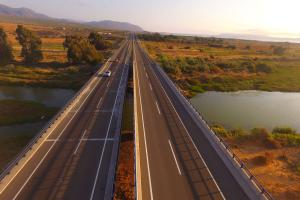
[252,152,274,166]
[212,125,229,138]
[264,137,282,149]
[272,46,286,55]
[251,128,270,140]
[226,45,236,50]
[252,155,268,166]
[229,129,246,138]
[272,127,296,135]
[189,85,205,93]
[196,63,210,72]
[241,61,256,73]
[209,66,222,73]
[256,63,272,73]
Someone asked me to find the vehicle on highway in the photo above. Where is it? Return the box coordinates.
[103,70,112,77]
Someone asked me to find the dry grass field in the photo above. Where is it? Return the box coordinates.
[211,125,300,199]
[231,140,300,200]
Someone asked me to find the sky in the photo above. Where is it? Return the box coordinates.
[1,0,300,38]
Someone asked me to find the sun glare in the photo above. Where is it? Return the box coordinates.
[260,0,300,37]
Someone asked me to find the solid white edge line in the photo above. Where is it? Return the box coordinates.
[74,130,87,155]
[149,83,153,91]
[89,42,129,200]
[96,97,103,109]
[168,140,182,175]
[133,45,143,200]
[155,101,161,115]
[81,138,114,141]
[135,44,154,200]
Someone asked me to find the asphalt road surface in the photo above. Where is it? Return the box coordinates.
[133,37,262,200]
[0,38,132,200]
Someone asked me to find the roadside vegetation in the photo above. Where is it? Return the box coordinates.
[212,125,300,199]
[139,33,300,97]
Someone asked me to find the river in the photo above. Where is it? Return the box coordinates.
[190,90,300,132]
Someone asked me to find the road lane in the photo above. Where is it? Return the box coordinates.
[134,40,224,200]
[0,38,132,200]
[136,37,268,200]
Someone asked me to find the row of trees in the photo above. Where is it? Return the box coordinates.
[0,25,43,65]
[158,54,273,76]
[0,25,111,66]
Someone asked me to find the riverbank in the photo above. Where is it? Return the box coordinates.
[0,64,96,89]
[213,125,300,199]
[140,38,300,98]
[0,99,58,171]
[0,99,57,126]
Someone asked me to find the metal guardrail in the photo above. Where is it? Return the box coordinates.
[138,41,274,200]
[0,40,127,185]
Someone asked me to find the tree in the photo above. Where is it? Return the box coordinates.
[16,25,43,63]
[241,61,256,73]
[0,27,14,65]
[88,32,111,51]
[64,35,103,65]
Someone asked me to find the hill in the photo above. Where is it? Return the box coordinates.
[0,4,143,32]
[0,3,51,19]
[85,20,143,32]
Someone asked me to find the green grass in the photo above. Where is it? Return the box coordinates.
[0,99,57,126]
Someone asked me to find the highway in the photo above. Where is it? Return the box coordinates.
[0,37,132,200]
[133,37,267,200]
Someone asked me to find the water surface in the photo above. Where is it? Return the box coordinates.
[190,91,300,132]
[0,86,76,137]
[0,85,76,107]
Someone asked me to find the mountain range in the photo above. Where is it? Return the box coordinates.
[0,3,144,32]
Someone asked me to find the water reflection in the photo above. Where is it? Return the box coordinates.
[0,85,76,137]
[190,91,300,132]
